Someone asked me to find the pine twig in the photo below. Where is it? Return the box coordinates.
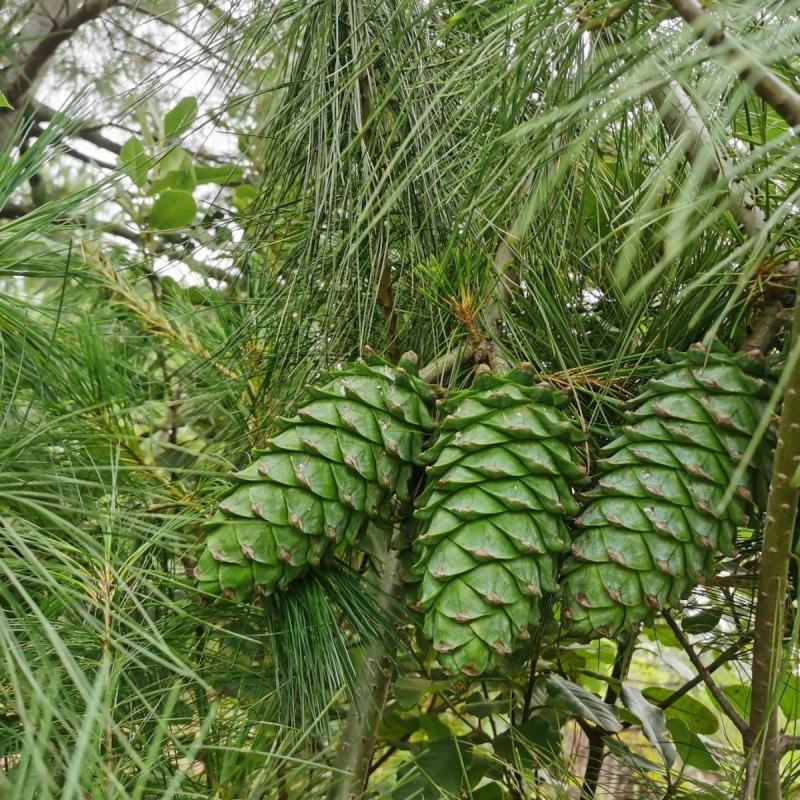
[326,548,403,800]
[656,636,750,713]
[662,611,749,737]
[666,0,800,130]
[651,81,799,352]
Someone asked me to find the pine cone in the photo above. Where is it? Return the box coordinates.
[411,366,585,676]
[196,353,434,601]
[561,344,773,640]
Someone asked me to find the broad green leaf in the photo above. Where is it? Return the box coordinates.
[464,696,510,718]
[471,782,506,800]
[378,709,419,741]
[621,684,676,769]
[194,165,244,185]
[603,737,661,772]
[119,136,149,187]
[394,676,430,709]
[642,621,682,649]
[149,190,197,230]
[642,688,719,735]
[681,608,722,634]
[491,716,560,767]
[164,96,197,140]
[0,91,12,110]
[543,674,622,732]
[719,684,751,719]
[667,719,720,771]
[416,738,471,792]
[154,147,192,173]
[149,168,196,195]
[395,738,470,799]
[149,148,196,194]
[418,713,451,742]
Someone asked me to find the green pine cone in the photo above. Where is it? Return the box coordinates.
[196,352,435,601]
[561,343,773,640]
[411,366,585,676]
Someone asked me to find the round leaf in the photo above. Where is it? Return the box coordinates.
[119,136,149,187]
[149,190,197,230]
[681,608,722,634]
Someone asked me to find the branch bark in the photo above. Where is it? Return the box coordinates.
[3,0,121,110]
[418,343,473,384]
[326,547,403,800]
[30,102,123,155]
[747,274,800,800]
[666,0,800,130]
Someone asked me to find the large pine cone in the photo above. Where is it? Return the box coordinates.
[561,344,773,640]
[196,353,434,601]
[411,366,585,676]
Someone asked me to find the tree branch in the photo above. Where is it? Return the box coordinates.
[663,611,749,737]
[651,81,798,352]
[747,273,800,800]
[578,0,632,32]
[326,544,404,800]
[666,0,800,130]
[480,174,534,375]
[29,123,117,169]
[30,102,122,155]
[418,343,473,384]
[656,636,749,712]
[580,634,636,800]
[3,0,122,109]
[781,735,800,756]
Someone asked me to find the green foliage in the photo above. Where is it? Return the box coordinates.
[3,0,800,798]
[163,97,198,141]
[149,189,197,229]
[119,136,150,187]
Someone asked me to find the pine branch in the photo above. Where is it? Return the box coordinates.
[418,343,473,384]
[781,735,800,755]
[666,0,800,130]
[656,636,749,712]
[326,547,403,800]
[747,273,800,800]
[30,102,123,155]
[652,81,798,352]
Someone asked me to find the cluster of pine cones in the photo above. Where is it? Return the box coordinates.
[195,344,773,677]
